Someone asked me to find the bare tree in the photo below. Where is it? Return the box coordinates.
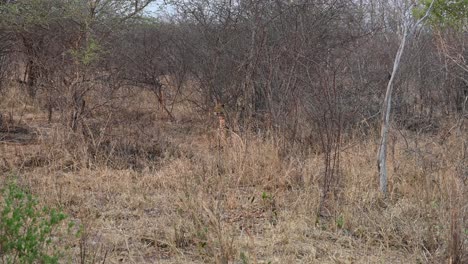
[377,0,435,194]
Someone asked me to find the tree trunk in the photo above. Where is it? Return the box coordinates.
[377,1,435,194]
[378,24,408,194]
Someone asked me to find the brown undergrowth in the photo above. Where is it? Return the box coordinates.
[1,88,466,264]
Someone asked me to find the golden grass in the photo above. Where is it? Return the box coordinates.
[1,88,466,263]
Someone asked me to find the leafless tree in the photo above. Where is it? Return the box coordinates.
[377,0,435,194]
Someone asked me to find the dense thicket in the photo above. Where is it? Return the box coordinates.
[0,0,464,154]
[2,1,466,135]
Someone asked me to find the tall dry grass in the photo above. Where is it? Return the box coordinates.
[0,86,466,263]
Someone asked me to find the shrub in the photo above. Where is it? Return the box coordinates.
[0,182,72,264]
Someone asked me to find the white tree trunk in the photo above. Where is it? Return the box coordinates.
[377,0,435,194]
[378,25,408,194]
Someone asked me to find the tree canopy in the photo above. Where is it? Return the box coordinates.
[415,0,468,29]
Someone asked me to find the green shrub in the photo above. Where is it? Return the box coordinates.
[0,182,72,264]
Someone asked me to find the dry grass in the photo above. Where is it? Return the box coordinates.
[1,87,467,264]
